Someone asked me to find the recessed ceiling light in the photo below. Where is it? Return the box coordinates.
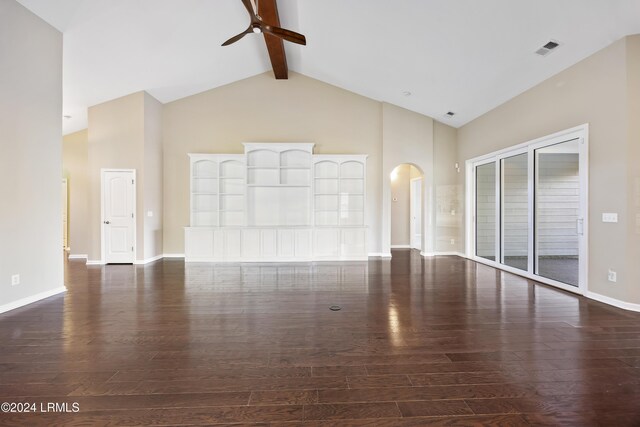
[402,91,412,97]
[63,115,72,119]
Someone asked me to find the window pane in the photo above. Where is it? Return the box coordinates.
[535,140,580,286]
[501,153,529,271]
[476,162,496,261]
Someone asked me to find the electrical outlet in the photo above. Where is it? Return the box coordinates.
[11,274,20,286]
[608,269,617,283]
[450,238,455,245]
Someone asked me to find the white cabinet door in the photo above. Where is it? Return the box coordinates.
[224,229,242,260]
[185,228,214,260]
[314,228,340,258]
[242,229,261,258]
[212,229,224,259]
[278,230,295,258]
[295,229,312,258]
[341,228,367,259]
[261,229,278,258]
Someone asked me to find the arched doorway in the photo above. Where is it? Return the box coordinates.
[390,164,424,252]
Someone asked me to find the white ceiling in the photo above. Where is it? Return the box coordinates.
[16,0,640,134]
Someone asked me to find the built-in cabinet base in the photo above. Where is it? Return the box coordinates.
[185,227,367,262]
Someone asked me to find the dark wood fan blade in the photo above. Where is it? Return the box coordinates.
[222,28,252,46]
[263,25,306,45]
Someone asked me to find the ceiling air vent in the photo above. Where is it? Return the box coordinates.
[535,40,561,57]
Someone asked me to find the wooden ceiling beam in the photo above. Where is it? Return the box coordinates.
[258,0,288,79]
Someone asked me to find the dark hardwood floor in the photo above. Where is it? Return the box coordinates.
[1,249,640,426]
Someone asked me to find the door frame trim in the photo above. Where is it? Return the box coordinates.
[465,123,589,295]
[409,176,422,250]
[101,168,137,264]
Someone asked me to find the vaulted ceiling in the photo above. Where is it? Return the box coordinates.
[16,0,640,135]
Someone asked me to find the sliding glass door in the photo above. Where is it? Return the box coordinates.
[501,152,529,272]
[469,126,587,293]
[475,161,497,262]
[534,140,581,286]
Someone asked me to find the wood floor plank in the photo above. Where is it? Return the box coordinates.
[249,389,318,405]
[312,365,367,377]
[318,384,536,403]
[347,374,412,388]
[302,402,401,420]
[397,400,474,417]
[272,414,530,426]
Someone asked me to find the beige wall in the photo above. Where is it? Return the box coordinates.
[87,91,164,262]
[162,72,383,254]
[433,121,460,253]
[88,92,145,261]
[458,36,639,304]
[382,103,435,255]
[62,129,89,256]
[162,73,456,255]
[0,0,63,309]
[626,35,640,304]
[143,93,163,259]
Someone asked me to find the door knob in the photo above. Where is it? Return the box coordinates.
[104,221,110,225]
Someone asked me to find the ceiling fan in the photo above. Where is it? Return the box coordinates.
[222,0,306,46]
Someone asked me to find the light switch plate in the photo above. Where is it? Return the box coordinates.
[602,213,618,223]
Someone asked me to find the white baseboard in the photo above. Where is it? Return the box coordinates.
[133,254,164,265]
[421,251,465,258]
[368,252,392,258]
[68,254,88,260]
[434,251,466,257]
[0,287,66,315]
[163,253,185,258]
[390,245,411,249]
[586,291,640,312]
[87,254,183,265]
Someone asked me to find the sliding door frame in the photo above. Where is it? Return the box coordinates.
[465,124,589,295]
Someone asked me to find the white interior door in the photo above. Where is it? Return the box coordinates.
[102,170,135,264]
[410,178,422,250]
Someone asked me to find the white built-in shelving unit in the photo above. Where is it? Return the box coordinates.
[185,143,367,262]
[190,154,245,228]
